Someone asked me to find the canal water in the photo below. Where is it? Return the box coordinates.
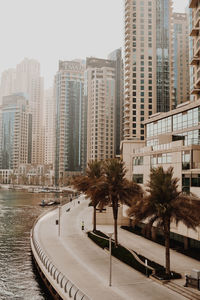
[0,189,62,300]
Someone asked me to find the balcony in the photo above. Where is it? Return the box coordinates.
[191,55,200,65]
[125,27,130,35]
[125,51,130,59]
[189,0,199,8]
[195,67,200,86]
[194,8,200,27]
[124,100,130,107]
[190,27,200,36]
[191,86,200,94]
[195,37,200,56]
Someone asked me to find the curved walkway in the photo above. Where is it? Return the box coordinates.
[33,196,188,300]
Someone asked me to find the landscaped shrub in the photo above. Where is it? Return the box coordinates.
[88,231,152,277]
[88,230,181,280]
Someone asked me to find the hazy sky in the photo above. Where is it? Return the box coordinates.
[0,0,189,88]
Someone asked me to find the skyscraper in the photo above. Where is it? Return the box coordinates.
[16,58,44,165]
[189,0,200,100]
[0,69,16,105]
[86,57,116,162]
[173,13,190,108]
[44,88,55,166]
[54,60,86,185]
[124,0,173,141]
[0,93,31,170]
[108,49,124,155]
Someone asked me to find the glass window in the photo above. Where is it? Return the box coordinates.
[133,156,143,166]
[151,155,157,165]
[157,154,162,164]
[188,110,192,127]
[133,174,143,184]
[191,174,200,187]
[167,153,172,163]
[193,108,198,126]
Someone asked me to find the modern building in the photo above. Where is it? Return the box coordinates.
[54,60,86,185]
[16,58,44,165]
[124,0,173,141]
[173,13,190,108]
[86,57,116,162]
[122,100,200,244]
[189,0,200,101]
[0,93,32,170]
[44,88,55,166]
[0,69,16,105]
[108,49,124,155]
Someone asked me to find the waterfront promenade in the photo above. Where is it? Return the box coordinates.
[32,196,200,300]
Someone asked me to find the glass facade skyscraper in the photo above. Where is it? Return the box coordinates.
[0,93,31,170]
[54,60,86,185]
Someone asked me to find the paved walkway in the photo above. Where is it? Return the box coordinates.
[33,196,191,300]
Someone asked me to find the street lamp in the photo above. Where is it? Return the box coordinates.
[108,232,113,287]
[58,205,61,237]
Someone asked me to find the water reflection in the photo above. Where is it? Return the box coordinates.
[0,190,59,300]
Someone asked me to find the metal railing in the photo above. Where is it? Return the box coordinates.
[31,203,90,300]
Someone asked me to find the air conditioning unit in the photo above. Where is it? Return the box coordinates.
[191,269,200,279]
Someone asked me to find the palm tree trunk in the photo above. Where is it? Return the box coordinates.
[164,219,170,277]
[93,205,96,232]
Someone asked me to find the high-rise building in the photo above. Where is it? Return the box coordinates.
[86,57,116,162]
[0,93,31,170]
[54,60,86,185]
[108,48,124,155]
[124,0,173,141]
[44,88,55,166]
[0,69,16,105]
[189,0,200,100]
[16,58,44,165]
[173,13,190,108]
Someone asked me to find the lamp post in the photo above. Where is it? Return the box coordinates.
[108,232,113,286]
[58,205,61,237]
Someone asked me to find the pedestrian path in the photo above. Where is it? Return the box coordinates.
[34,196,187,300]
[82,202,200,298]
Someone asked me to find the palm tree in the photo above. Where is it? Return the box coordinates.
[72,160,103,232]
[128,166,200,277]
[95,159,143,246]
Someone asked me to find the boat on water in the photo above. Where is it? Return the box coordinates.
[39,200,60,207]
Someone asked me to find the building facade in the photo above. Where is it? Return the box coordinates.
[86,57,116,162]
[16,58,44,165]
[0,93,31,170]
[124,0,173,141]
[108,48,124,155]
[189,0,200,101]
[173,13,190,108]
[122,100,200,243]
[44,88,55,166]
[0,69,16,105]
[54,60,86,185]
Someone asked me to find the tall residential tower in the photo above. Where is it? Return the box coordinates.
[0,93,31,170]
[54,60,86,185]
[86,57,116,162]
[173,13,190,108]
[16,58,44,164]
[189,0,200,100]
[108,49,124,155]
[124,0,173,141]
